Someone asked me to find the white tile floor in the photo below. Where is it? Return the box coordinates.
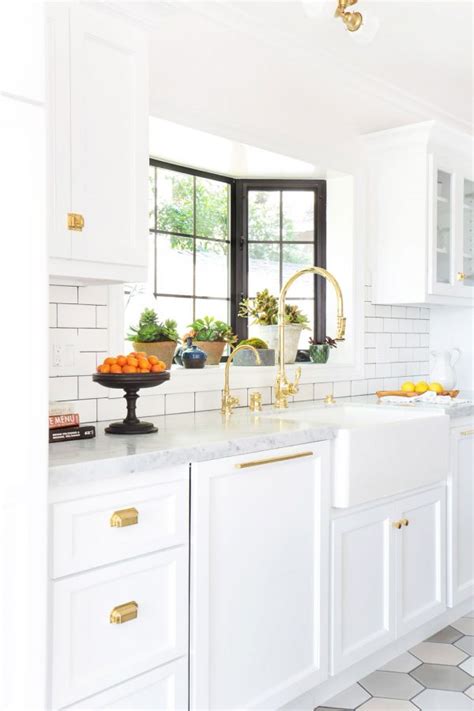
[316,613,474,710]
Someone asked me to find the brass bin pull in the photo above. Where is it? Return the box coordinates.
[457,272,466,281]
[110,601,138,624]
[110,507,139,528]
[67,212,85,231]
[235,451,314,470]
[392,520,402,529]
[461,429,474,436]
[401,518,410,527]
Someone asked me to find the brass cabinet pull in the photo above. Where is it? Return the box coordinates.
[235,451,314,470]
[110,601,138,624]
[67,212,85,231]
[392,520,402,529]
[110,507,139,528]
[401,518,410,527]
[461,429,474,436]
[456,272,466,281]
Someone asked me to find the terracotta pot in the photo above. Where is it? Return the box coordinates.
[132,341,177,370]
[193,341,226,365]
[250,324,304,364]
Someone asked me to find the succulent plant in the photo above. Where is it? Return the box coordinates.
[127,308,180,343]
[239,289,310,328]
[186,316,236,344]
[237,337,269,350]
[309,336,338,349]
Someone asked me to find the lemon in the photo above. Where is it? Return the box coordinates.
[429,382,444,394]
[414,381,429,394]
[401,381,416,392]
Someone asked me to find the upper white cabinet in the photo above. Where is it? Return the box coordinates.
[365,121,474,305]
[46,3,149,283]
[191,443,330,711]
[448,424,474,607]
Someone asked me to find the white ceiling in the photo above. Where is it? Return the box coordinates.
[110,1,473,167]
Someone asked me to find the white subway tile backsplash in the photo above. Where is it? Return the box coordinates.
[313,382,333,400]
[78,328,108,352]
[419,333,430,347]
[366,317,384,332]
[392,333,406,348]
[365,348,377,363]
[406,333,420,347]
[195,390,222,412]
[351,380,368,396]
[78,376,105,400]
[78,285,108,305]
[58,304,96,329]
[50,285,78,304]
[96,305,108,328]
[293,383,314,402]
[375,363,391,378]
[376,305,391,318]
[364,302,376,317]
[50,376,78,401]
[136,395,165,418]
[59,399,97,423]
[367,378,384,393]
[165,392,195,415]
[384,318,398,332]
[97,397,128,422]
[406,306,420,319]
[249,387,272,405]
[392,306,406,318]
[76,352,98,376]
[383,378,398,390]
[365,333,376,348]
[333,381,351,397]
[49,303,57,327]
[365,363,376,379]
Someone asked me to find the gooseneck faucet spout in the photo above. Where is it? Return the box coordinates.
[275,267,346,409]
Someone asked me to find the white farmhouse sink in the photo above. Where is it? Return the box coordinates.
[268,404,450,507]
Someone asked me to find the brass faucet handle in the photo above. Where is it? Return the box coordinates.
[249,392,263,412]
[221,392,239,416]
[288,367,301,395]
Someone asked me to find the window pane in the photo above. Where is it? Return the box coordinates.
[157,168,194,235]
[248,242,280,297]
[248,191,280,241]
[195,298,230,326]
[282,191,314,242]
[149,166,156,230]
[195,239,229,298]
[156,233,193,296]
[124,283,150,348]
[287,299,314,348]
[155,296,194,340]
[282,243,314,297]
[196,177,229,240]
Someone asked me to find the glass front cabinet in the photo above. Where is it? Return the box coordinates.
[431,156,474,298]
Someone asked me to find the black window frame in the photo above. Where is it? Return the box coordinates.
[149,159,327,346]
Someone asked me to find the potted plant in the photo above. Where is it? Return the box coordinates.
[238,289,309,364]
[308,336,337,364]
[127,308,179,369]
[185,316,236,365]
[232,338,275,367]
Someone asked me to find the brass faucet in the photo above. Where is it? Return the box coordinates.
[274,267,346,409]
[221,344,261,416]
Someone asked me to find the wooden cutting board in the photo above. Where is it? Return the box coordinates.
[376,389,460,399]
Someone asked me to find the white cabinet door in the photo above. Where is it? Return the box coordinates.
[191,442,330,711]
[64,658,188,710]
[448,427,474,606]
[396,486,446,636]
[331,504,396,674]
[52,549,188,709]
[47,3,148,282]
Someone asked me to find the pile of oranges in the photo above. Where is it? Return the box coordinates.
[97,352,167,374]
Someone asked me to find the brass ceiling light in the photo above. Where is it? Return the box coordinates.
[335,0,363,32]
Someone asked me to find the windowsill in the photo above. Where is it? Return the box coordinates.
[108,360,365,398]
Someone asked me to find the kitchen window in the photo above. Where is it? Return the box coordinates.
[125,161,326,350]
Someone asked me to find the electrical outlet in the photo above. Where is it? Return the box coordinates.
[50,331,79,376]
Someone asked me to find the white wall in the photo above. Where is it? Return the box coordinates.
[430,307,474,390]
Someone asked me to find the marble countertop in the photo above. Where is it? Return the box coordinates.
[48,393,473,494]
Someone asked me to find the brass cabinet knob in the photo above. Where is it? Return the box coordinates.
[67,212,85,231]
[110,507,139,527]
[392,520,402,529]
[401,518,409,527]
[249,392,263,412]
[457,272,466,281]
[110,601,138,624]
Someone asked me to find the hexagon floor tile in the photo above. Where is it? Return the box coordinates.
[318,683,370,709]
[452,618,474,636]
[426,626,464,644]
[359,671,423,700]
[455,637,474,656]
[410,641,468,666]
[465,685,474,699]
[459,657,474,676]
[379,652,421,673]
[413,688,473,710]
[358,698,418,710]
[411,663,473,692]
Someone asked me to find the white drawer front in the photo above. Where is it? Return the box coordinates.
[62,657,187,710]
[52,549,188,709]
[52,479,188,577]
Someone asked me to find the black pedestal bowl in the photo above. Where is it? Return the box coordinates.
[93,371,170,434]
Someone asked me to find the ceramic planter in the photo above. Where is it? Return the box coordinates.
[250,324,304,364]
[193,341,226,365]
[132,340,177,370]
[232,348,275,367]
[309,343,330,364]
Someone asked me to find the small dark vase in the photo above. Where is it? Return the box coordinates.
[176,337,207,369]
[309,343,330,364]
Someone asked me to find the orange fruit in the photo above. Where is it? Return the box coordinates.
[138,358,149,369]
[148,355,159,365]
[122,365,137,373]
[126,356,139,367]
[139,368,151,373]
[117,355,127,366]
[128,352,139,358]
[151,363,164,373]
[104,357,117,366]
[98,364,111,374]
[110,364,122,374]
[136,351,148,358]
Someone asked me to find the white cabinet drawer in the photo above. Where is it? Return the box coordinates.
[52,479,188,577]
[51,549,188,709]
[62,657,187,710]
